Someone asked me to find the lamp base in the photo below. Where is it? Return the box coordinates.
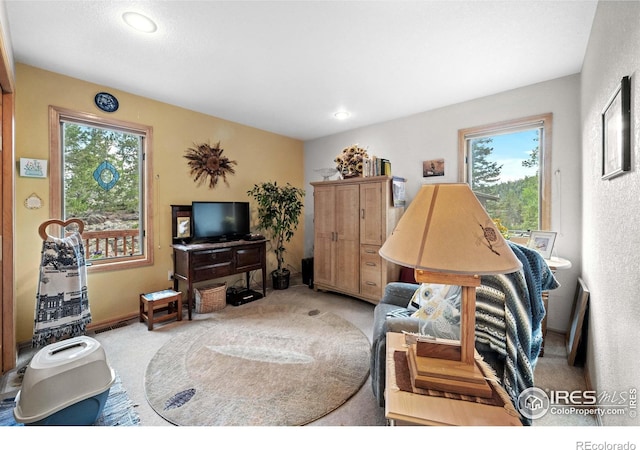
[407,344,493,398]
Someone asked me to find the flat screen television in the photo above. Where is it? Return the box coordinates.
[191,201,250,243]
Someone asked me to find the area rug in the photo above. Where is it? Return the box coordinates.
[144,302,370,426]
[0,373,140,426]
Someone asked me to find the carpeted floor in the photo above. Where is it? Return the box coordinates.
[2,276,595,427]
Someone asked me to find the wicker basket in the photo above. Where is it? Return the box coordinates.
[195,283,227,313]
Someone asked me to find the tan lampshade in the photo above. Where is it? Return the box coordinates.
[379,183,522,275]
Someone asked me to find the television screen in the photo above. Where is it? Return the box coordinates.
[191,201,250,242]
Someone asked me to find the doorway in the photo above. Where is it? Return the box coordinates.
[1,34,16,374]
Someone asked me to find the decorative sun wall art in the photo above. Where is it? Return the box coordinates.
[184,141,237,189]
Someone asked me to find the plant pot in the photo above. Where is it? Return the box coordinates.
[272,269,290,290]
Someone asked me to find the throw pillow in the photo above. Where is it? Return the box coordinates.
[407,283,453,311]
[410,284,462,340]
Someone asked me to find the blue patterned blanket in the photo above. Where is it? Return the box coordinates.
[475,242,559,422]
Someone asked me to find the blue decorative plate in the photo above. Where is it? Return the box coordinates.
[94,92,119,112]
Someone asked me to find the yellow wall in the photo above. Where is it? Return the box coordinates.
[14,64,305,343]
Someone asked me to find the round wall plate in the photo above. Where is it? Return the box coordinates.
[94,92,119,112]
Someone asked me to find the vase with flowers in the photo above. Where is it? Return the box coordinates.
[335,144,369,178]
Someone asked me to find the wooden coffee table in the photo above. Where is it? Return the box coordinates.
[385,332,522,426]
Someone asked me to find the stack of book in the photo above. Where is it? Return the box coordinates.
[363,156,392,177]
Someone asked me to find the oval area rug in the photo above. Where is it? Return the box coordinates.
[144,302,370,426]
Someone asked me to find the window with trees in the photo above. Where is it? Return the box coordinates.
[49,106,154,272]
[458,113,552,233]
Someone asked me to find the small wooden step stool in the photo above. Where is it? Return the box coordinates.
[140,289,183,330]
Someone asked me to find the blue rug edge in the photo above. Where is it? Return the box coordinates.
[0,373,140,426]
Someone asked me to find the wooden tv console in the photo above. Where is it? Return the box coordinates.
[172,239,267,320]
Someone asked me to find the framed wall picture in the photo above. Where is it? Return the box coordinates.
[422,158,444,177]
[602,75,631,180]
[527,231,557,259]
[19,158,48,178]
[566,278,589,366]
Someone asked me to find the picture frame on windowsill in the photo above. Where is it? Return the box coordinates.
[527,231,557,259]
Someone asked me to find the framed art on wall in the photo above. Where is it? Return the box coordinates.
[602,75,631,180]
[19,158,48,178]
[422,158,445,177]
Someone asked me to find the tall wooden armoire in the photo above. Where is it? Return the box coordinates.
[312,176,404,304]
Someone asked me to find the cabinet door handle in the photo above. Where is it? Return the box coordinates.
[361,209,365,219]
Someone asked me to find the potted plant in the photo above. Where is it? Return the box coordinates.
[247,181,305,289]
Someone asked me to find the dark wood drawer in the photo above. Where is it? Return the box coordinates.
[193,262,234,282]
[236,246,263,270]
[192,248,233,267]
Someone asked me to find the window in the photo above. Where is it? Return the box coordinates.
[458,113,552,232]
[49,106,154,272]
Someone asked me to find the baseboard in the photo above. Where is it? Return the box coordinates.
[583,363,603,426]
[16,312,139,349]
[89,313,139,334]
[547,326,567,334]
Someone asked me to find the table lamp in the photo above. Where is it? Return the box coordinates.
[379,183,522,397]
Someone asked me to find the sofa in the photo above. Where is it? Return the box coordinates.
[370,242,559,423]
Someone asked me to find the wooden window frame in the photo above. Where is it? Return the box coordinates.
[457,113,553,231]
[49,106,154,272]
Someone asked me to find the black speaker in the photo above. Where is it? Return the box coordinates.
[302,257,314,288]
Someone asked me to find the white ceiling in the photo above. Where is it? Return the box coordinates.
[4,0,598,141]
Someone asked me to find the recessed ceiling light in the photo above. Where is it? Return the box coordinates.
[122,12,158,33]
[334,111,351,120]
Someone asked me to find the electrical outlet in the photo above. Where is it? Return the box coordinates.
[168,270,174,281]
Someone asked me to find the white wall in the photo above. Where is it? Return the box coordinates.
[304,74,581,333]
[581,1,640,426]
